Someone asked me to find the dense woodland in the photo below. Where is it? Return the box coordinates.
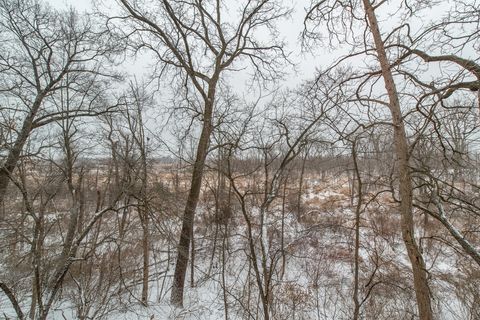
[1,0,480,319]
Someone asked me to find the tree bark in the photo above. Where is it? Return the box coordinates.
[352,140,362,320]
[170,86,215,307]
[0,282,24,320]
[362,1,433,319]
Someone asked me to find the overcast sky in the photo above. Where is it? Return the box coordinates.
[43,0,453,82]
[45,0,334,89]
[41,0,456,155]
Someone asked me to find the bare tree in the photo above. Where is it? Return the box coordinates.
[0,138,126,320]
[0,0,121,206]
[305,1,435,318]
[123,81,153,305]
[393,1,480,110]
[108,0,291,306]
[210,85,337,319]
[361,2,433,318]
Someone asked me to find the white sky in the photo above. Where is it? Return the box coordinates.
[43,0,453,89]
[42,0,459,155]
[45,0,328,88]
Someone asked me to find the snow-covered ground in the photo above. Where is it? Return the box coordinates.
[1,175,477,319]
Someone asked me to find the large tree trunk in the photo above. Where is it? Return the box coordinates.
[362,1,433,319]
[170,87,215,307]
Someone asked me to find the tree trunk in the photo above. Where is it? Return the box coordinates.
[280,177,288,280]
[170,88,215,307]
[141,210,149,305]
[296,149,307,212]
[190,229,195,288]
[221,223,229,320]
[139,112,150,305]
[362,1,433,319]
[352,141,362,320]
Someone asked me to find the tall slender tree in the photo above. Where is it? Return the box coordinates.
[305,1,434,318]
[110,0,291,306]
